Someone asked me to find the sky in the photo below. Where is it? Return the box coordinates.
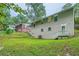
[44,3,65,16]
[10,3,65,17]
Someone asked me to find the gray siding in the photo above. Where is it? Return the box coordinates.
[29,9,74,39]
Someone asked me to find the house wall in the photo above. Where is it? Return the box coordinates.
[29,8,74,39]
[15,24,30,32]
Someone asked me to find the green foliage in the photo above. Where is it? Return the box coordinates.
[0,3,26,30]
[62,3,72,10]
[31,3,46,17]
[5,28,14,34]
[0,30,79,56]
[0,3,46,28]
[74,3,79,18]
[25,3,46,22]
[0,3,25,17]
[0,35,79,56]
[16,14,28,23]
[75,17,79,24]
[74,3,79,10]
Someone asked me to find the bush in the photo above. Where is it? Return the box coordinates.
[75,17,79,24]
[5,28,14,34]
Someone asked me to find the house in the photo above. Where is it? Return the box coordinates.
[15,24,30,32]
[29,7,74,39]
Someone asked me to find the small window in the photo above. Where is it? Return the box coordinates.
[38,35,42,39]
[41,29,44,32]
[48,27,51,31]
[54,16,58,22]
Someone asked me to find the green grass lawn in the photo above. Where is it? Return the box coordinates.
[0,31,79,56]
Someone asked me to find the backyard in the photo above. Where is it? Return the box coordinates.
[0,30,79,56]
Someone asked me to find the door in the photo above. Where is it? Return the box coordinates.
[61,24,66,35]
[62,26,65,33]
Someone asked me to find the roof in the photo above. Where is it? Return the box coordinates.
[31,5,74,24]
[49,6,73,17]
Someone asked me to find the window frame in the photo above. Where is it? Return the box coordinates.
[41,28,44,32]
[54,15,58,22]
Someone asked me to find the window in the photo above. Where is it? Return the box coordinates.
[48,16,52,22]
[38,35,42,39]
[41,29,44,32]
[48,27,51,31]
[54,16,58,22]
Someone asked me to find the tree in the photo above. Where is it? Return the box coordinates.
[16,14,28,24]
[62,3,72,10]
[73,3,79,24]
[0,3,25,30]
[0,3,46,30]
[0,3,25,17]
[25,3,46,22]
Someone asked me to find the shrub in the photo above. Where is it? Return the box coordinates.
[5,28,14,34]
[75,17,79,24]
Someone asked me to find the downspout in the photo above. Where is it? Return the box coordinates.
[73,5,76,35]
